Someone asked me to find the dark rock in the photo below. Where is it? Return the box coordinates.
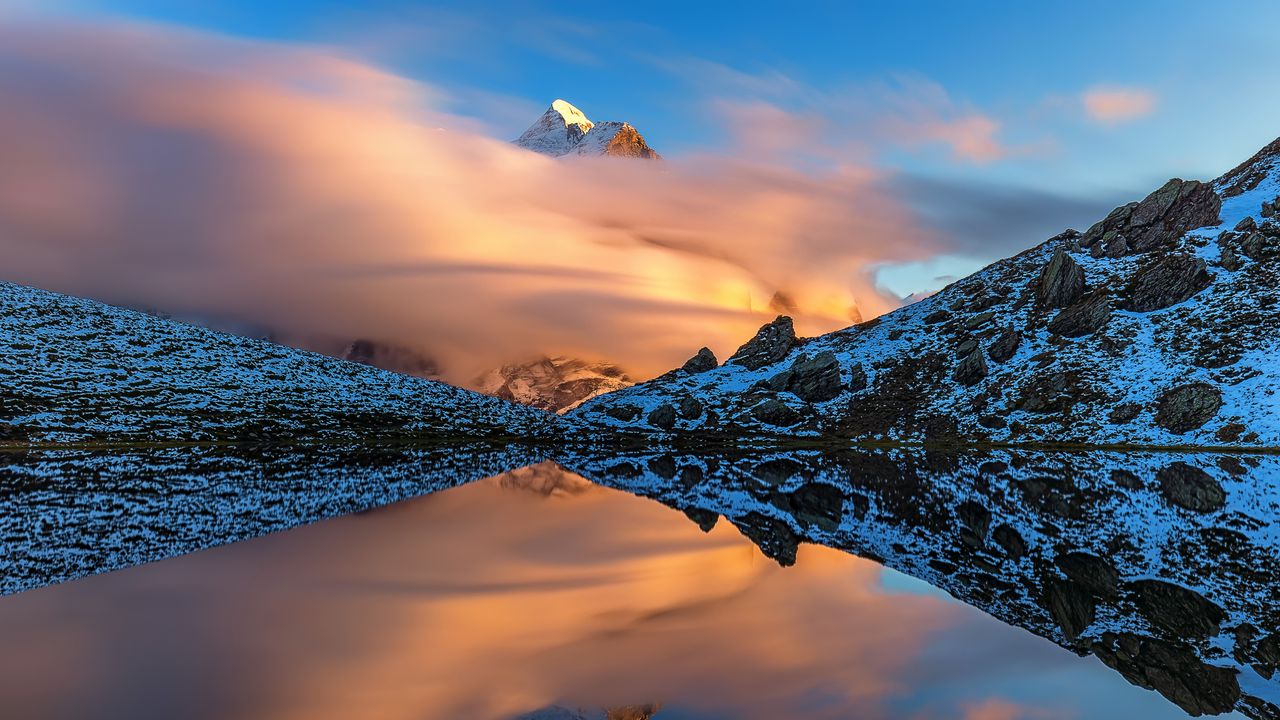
[992,524,1027,558]
[847,363,869,392]
[1243,231,1280,260]
[646,403,677,430]
[1108,403,1142,424]
[681,347,718,374]
[786,352,843,402]
[1111,468,1142,489]
[1130,579,1226,639]
[727,316,798,370]
[1119,254,1213,312]
[956,338,979,357]
[678,396,703,420]
[1157,462,1226,512]
[750,398,801,426]
[1036,248,1086,309]
[952,351,988,386]
[790,483,844,530]
[1045,578,1097,640]
[1236,216,1258,232]
[1092,633,1241,716]
[604,405,640,422]
[682,507,719,533]
[1048,292,1111,337]
[956,500,991,538]
[1056,552,1120,598]
[923,309,950,324]
[987,329,1021,363]
[964,310,996,329]
[1154,382,1222,432]
[1082,180,1222,255]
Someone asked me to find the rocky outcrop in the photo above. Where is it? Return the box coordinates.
[726,316,799,371]
[1036,248,1086,308]
[1081,179,1222,254]
[784,352,843,402]
[1119,254,1214,312]
[572,135,1280,448]
[680,347,718,374]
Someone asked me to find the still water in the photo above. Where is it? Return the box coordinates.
[1,445,1274,719]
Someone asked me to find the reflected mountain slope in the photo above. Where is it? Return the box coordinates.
[0,443,542,595]
[558,448,1280,718]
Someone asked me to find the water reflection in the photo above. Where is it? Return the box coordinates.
[1,445,1274,718]
[560,448,1280,719]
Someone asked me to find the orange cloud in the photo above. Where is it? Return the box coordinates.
[0,21,945,382]
[1081,86,1157,125]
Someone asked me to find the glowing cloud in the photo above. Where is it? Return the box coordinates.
[1081,86,1157,125]
[0,21,949,383]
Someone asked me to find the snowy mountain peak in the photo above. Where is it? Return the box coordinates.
[513,100,659,159]
[550,98,592,130]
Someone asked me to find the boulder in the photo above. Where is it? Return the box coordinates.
[1157,462,1226,512]
[646,403,677,430]
[1130,579,1226,639]
[1119,255,1213,312]
[677,396,703,420]
[604,405,640,422]
[727,316,798,370]
[1154,382,1222,432]
[1036,248,1086,309]
[1056,552,1120,598]
[986,329,1021,363]
[1044,577,1096,640]
[952,350,988,386]
[680,347,718,374]
[1048,292,1111,337]
[750,398,801,426]
[786,351,843,402]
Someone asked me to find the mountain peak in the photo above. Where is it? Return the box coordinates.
[513,99,659,159]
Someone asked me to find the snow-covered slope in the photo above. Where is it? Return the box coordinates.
[477,355,633,413]
[513,99,660,159]
[560,447,1280,718]
[572,137,1280,448]
[0,282,560,444]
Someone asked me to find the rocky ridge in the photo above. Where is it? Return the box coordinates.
[571,137,1280,448]
[513,99,660,159]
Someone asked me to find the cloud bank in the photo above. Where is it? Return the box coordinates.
[0,21,951,382]
[1082,86,1157,125]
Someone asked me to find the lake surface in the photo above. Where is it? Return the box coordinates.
[2,445,1275,719]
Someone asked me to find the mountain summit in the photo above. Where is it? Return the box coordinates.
[513,99,660,159]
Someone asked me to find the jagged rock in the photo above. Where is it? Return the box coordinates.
[1082,179,1222,254]
[750,398,801,426]
[923,309,950,324]
[847,363,869,392]
[727,316,798,370]
[1045,577,1096,640]
[1130,579,1226,639]
[786,351,843,402]
[1092,633,1241,716]
[1157,462,1226,512]
[1048,292,1111,337]
[790,483,845,530]
[952,351,988,386]
[678,396,702,420]
[1036,248,1086,309]
[1243,231,1280,260]
[1120,255,1213,312]
[1154,382,1222,432]
[987,329,1021,363]
[1236,216,1258,232]
[681,347,718,374]
[1056,552,1119,598]
[646,403,677,430]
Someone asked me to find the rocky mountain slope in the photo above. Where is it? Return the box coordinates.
[0,282,559,444]
[477,355,633,412]
[513,99,660,159]
[572,137,1280,448]
[560,447,1280,718]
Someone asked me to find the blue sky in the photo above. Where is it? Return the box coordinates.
[9,0,1280,298]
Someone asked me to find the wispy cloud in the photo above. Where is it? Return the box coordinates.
[1081,86,1157,125]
